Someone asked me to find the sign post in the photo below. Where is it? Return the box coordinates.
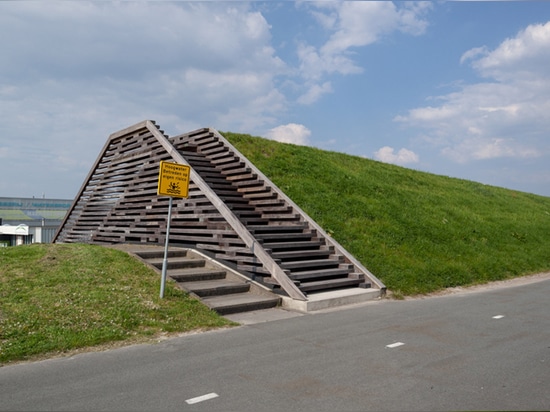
[157,161,190,298]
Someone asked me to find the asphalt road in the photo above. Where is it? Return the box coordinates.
[1,274,549,411]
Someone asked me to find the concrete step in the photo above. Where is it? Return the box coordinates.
[178,279,250,297]
[254,232,313,241]
[117,245,283,316]
[282,259,341,270]
[135,249,187,260]
[248,224,308,234]
[298,277,364,293]
[169,268,227,282]
[289,267,351,281]
[282,287,381,312]
[110,243,380,315]
[271,249,333,261]
[201,293,281,315]
[147,257,206,270]
[263,240,323,251]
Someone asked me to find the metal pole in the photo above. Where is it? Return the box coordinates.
[160,196,173,298]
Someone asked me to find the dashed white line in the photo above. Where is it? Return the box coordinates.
[386,342,405,348]
[492,315,505,319]
[185,392,219,405]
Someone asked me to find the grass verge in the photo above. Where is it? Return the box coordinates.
[0,243,234,365]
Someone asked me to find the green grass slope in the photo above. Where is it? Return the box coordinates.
[0,243,233,364]
[224,132,550,298]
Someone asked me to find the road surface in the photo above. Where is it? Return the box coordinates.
[1,274,549,411]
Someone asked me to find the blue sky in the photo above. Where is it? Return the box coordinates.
[1,1,550,199]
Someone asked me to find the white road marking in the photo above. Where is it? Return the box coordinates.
[386,342,405,348]
[185,392,219,405]
[492,315,505,319]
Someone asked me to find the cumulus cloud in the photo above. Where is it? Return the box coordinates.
[0,3,286,162]
[0,1,432,140]
[441,137,540,163]
[297,82,333,105]
[296,1,431,104]
[0,2,286,121]
[396,21,550,163]
[467,21,550,81]
[264,123,312,146]
[374,146,419,165]
[0,1,436,197]
[0,1,293,197]
[319,1,430,56]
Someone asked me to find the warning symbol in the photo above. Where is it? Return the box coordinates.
[157,161,190,198]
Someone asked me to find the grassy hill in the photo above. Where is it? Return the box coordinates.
[0,243,234,364]
[224,132,550,298]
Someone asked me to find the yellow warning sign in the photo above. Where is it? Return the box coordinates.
[157,161,190,198]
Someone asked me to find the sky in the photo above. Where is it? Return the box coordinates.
[1,1,550,200]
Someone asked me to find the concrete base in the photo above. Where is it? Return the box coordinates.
[224,307,305,325]
[281,287,381,313]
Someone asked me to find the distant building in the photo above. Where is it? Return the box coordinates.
[0,196,73,246]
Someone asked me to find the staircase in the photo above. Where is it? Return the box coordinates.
[116,245,281,315]
[170,129,378,298]
[54,120,385,313]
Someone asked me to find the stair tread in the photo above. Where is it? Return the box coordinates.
[178,279,250,297]
[282,259,341,269]
[254,233,313,240]
[145,257,203,265]
[169,268,227,281]
[178,279,246,290]
[169,267,225,275]
[290,267,351,280]
[136,250,187,259]
[271,250,332,259]
[202,293,279,303]
[248,224,308,232]
[299,278,363,292]
[263,240,322,249]
[301,277,362,285]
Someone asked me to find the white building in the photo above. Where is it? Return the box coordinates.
[0,197,72,246]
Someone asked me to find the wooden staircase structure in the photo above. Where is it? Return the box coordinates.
[54,120,385,309]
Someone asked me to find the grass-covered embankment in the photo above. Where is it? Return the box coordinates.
[0,243,233,364]
[225,132,550,298]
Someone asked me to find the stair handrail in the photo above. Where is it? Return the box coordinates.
[146,121,307,301]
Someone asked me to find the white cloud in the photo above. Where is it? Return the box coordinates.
[264,124,311,146]
[441,138,540,163]
[297,81,333,105]
[317,1,430,56]
[0,2,285,109]
[396,21,550,163]
[469,21,550,81]
[0,2,287,171]
[296,2,431,100]
[0,1,296,198]
[460,46,488,65]
[374,146,419,165]
[3,2,284,78]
